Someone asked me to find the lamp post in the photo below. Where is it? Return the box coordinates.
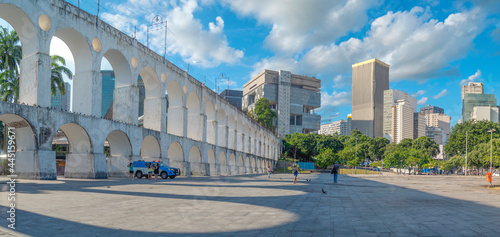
[465,131,468,176]
[355,133,358,174]
[488,128,496,174]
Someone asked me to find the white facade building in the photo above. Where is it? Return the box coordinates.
[384,90,417,143]
[391,100,414,144]
[471,106,499,122]
[319,120,348,136]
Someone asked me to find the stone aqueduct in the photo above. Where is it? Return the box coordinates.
[0,0,281,179]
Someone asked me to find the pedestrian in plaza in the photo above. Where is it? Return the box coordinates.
[127,162,135,180]
[292,161,299,184]
[331,161,340,184]
[147,163,153,180]
[267,166,272,178]
[154,162,159,181]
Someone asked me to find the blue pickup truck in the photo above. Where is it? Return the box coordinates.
[132,160,180,179]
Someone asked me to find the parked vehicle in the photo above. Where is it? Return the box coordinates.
[132,160,180,179]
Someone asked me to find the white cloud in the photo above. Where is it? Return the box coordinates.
[321,91,352,107]
[223,0,380,54]
[411,90,426,97]
[100,0,243,68]
[254,6,487,82]
[417,97,428,105]
[459,69,482,85]
[433,89,448,99]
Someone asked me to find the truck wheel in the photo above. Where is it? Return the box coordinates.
[169,175,176,179]
[161,171,168,179]
[136,171,143,179]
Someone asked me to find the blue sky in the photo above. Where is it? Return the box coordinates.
[2,0,500,125]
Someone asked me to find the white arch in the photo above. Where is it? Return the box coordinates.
[228,115,236,150]
[168,141,185,175]
[229,153,237,175]
[140,135,161,161]
[55,123,93,179]
[106,130,132,177]
[188,145,204,176]
[217,108,227,147]
[206,101,216,145]
[166,80,183,136]
[140,67,163,131]
[187,92,202,141]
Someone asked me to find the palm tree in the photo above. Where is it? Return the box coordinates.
[0,26,21,73]
[51,55,72,96]
[0,70,19,103]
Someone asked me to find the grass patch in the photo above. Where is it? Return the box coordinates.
[487,186,500,190]
[339,169,381,175]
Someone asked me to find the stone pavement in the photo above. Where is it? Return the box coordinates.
[0,173,499,236]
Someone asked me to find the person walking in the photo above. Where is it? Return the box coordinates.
[128,162,135,180]
[267,166,272,179]
[292,161,299,184]
[154,162,159,181]
[331,161,340,183]
[147,163,153,180]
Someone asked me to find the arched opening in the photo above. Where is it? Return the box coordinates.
[51,28,91,115]
[0,114,45,179]
[168,142,185,175]
[100,49,134,122]
[206,101,216,145]
[229,153,237,175]
[217,108,227,147]
[218,151,228,176]
[237,120,244,152]
[252,157,257,173]
[227,115,236,150]
[207,149,216,176]
[0,4,43,106]
[140,135,161,161]
[187,92,202,141]
[188,145,205,176]
[245,157,252,174]
[250,127,256,155]
[238,155,245,174]
[52,123,93,179]
[166,80,183,136]
[105,130,132,177]
[244,124,250,153]
[139,67,164,132]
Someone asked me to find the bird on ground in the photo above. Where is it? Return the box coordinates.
[280,177,282,180]
[322,188,327,194]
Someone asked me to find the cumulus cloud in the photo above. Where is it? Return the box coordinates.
[433,89,448,99]
[321,91,352,107]
[417,97,428,105]
[100,0,243,68]
[222,0,380,54]
[411,90,426,97]
[459,69,482,85]
[253,6,487,83]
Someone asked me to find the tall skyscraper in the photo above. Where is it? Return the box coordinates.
[462,93,497,122]
[391,100,414,144]
[419,105,444,115]
[422,107,451,145]
[51,82,71,111]
[383,89,416,141]
[101,70,115,117]
[352,59,389,138]
[461,82,484,122]
[413,112,425,139]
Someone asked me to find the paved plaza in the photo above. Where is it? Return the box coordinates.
[1,173,500,236]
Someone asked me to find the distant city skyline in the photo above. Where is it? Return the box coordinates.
[2,1,499,127]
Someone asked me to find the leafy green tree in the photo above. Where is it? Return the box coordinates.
[247,98,277,130]
[314,134,343,155]
[316,148,339,169]
[0,26,21,73]
[368,137,390,161]
[413,136,439,157]
[445,120,500,157]
[0,70,19,102]
[50,55,72,96]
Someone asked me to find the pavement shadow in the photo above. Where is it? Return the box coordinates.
[1,174,500,236]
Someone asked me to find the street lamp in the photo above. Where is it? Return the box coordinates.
[465,131,468,176]
[488,128,496,174]
[355,132,358,174]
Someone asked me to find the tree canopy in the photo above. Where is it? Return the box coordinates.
[247,98,277,130]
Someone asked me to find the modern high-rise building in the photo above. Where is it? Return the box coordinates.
[352,58,389,138]
[413,112,426,139]
[391,100,414,144]
[51,82,71,111]
[101,70,115,117]
[461,82,484,122]
[471,105,499,122]
[219,89,243,110]
[419,105,444,115]
[347,114,352,136]
[462,93,497,122]
[422,107,451,145]
[383,89,416,141]
[242,69,321,137]
[319,120,348,136]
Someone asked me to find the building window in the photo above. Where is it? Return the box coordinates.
[271,103,277,110]
[290,115,302,126]
[290,115,295,125]
[248,94,255,105]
